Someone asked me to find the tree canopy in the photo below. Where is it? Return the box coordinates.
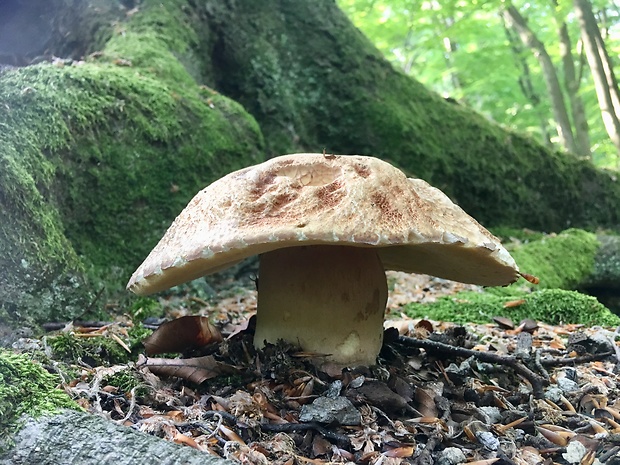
[339,0,620,168]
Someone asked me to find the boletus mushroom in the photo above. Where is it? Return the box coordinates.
[127,154,533,366]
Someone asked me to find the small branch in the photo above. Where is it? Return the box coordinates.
[396,336,548,398]
[539,352,613,367]
[260,422,351,447]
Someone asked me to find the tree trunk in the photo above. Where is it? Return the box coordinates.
[0,410,234,465]
[573,0,620,154]
[557,19,591,157]
[502,19,553,147]
[502,5,578,154]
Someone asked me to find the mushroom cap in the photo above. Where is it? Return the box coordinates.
[127,154,519,295]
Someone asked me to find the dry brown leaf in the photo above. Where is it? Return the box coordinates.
[414,387,438,418]
[383,445,415,458]
[143,315,222,355]
[139,354,236,384]
[493,316,514,329]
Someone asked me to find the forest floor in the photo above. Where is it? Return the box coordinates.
[39,268,620,465]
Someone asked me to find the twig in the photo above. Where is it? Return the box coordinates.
[260,422,351,446]
[202,410,238,425]
[539,352,613,367]
[397,336,548,398]
[115,386,138,425]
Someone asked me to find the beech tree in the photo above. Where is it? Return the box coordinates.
[574,0,620,154]
[502,4,579,155]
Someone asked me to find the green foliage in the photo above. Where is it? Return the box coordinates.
[207,0,620,234]
[0,350,78,436]
[404,288,619,326]
[338,0,620,168]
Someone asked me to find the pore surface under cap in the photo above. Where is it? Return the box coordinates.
[127,153,518,295]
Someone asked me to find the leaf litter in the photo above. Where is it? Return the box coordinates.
[39,269,620,464]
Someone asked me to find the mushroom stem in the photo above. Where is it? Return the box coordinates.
[254,245,388,366]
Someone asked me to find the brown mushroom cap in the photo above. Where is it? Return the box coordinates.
[127,153,518,295]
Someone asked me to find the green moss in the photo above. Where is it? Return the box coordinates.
[127,323,153,351]
[128,297,162,322]
[589,234,620,288]
[403,289,620,326]
[0,350,78,436]
[506,229,600,290]
[1,0,265,323]
[47,332,131,366]
[103,369,148,397]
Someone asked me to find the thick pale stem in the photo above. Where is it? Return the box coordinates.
[254,245,388,366]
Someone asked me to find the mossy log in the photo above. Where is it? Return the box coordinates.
[502,229,620,292]
[1,410,234,465]
[1,0,619,323]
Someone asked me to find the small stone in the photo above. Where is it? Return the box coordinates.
[299,396,361,426]
[436,447,466,465]
[478,406,502,424]
[476,431,499,451]
[545,386,563,403]
[562,440,586,464]
[325,380,343,398]
[556,377,579,393]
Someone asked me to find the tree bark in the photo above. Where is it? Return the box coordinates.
[556,17,591,157]
[574,0,620,155]
[502,4,577,154]
[1,410,234,465]
[502,19,553,147]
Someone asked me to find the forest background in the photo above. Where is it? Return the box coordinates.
[339,0,620,170]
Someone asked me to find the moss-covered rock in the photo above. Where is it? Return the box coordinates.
[488,229,620,310]
[403,289,620,326]
[0,350,78,438]
[505,229,600,291]
[403,229,620,324]
[0,0,264,324]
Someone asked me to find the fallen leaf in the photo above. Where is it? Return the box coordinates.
[138,354,237,383]
[143,316,222,355]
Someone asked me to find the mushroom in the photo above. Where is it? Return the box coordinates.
[127,153,527,366]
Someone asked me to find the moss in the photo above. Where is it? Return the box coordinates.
[0,350,78,437]
[0,0,265,323]
[502,229,600,291]
[127,323,153,351]
[47,332,131,366]
[128,297,162,322]
[103,369,148,398]
[403,289,619,326]
[588,234,620,288]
